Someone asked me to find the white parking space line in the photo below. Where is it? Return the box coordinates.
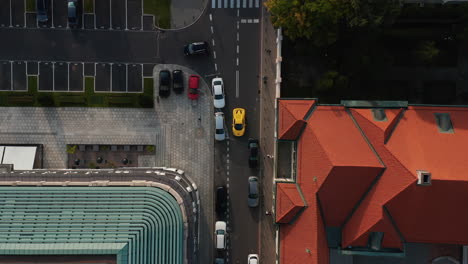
[10,61,13,90]
[109,0,112,29]
[51,0,54,28]
[126,64,128,92]
[52,62,55,91]
[125,0,128,30]
[9,0,12,27]
[94,0,97,29]
[110,63,113,91]
[67,62,70,91]
[253,19,259,23]
[235,70,239,98]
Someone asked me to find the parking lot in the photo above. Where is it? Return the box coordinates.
[0,60,156,93]
[0,0,150,31]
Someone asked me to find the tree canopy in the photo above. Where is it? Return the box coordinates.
[265,0,402,46]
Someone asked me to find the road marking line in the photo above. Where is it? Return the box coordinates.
[209,14,212,21]
[227,171,229,176]
[255,0,259,7]
[95,0,98,29]
[210,26,213,34]
[230,0,234,8]
[236,70,239,98]
[243,0,246,8]
[226,153,229,158]
[212,39,215,46]
[211,0,215,8]
[236,58,239,66]
[51,0,54,28]
[52,62,55,91]
[237,32,239,41]
[247,19,252,23]
[9,0,12,27]
[241,19,246,23]
[213,51,216,59]
[126,64,129,92]
[214,63,218,71]
[236,45,239,53]
[218,0,222,8]
[253,18,259,23]
[237,9,239,17]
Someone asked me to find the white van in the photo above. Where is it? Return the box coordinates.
[215,112,226,141]
[215,221,227,250]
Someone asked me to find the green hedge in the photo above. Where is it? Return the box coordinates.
[0,76,154,108]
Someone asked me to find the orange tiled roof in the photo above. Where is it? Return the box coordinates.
[278,100,315,140]
[276,183,305,224]
[277,102,468,264]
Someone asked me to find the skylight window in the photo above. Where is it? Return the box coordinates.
[434,113,454,133]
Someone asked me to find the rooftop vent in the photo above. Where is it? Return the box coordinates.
[417,170,431,186]
[434,113,454,133]
[372,109,387,122]
[368,232,384,251]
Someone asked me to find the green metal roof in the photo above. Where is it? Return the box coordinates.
[0,186,184,264]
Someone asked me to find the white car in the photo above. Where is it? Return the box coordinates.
[212,77,225,109]
[248,254,259,264]
[215,221,227,250]
[215,112,226,141]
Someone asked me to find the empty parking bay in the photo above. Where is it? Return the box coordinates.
[127,0,142,30]
[54,62,68,91]
[0,1,10,27]
[27,62,39,75]
[95,0,111,29]
[95,63,111,92]
[112,0,126,29]
[39,63,54,91]
[53,0,68,28]
[12,62,26,91]
[0,61,12,91]
[111,64,127,92]
[69,63,83,91]
[128,64,142,92]
[11,0,24,27]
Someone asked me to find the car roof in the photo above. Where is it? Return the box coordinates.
[214,85,223,95]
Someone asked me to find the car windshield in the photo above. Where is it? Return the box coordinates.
[188,45,194,53]
[214,94,223,99]
[216,230,225,235]
[189,88,198,94]
[216,128,224,134]
[249,192,258,199]
[234,124,243,130]
[214,81,222,85]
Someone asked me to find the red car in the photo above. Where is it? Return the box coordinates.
[188,75,200,100]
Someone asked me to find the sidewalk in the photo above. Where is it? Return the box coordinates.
[259,2,279,264]
[170,0,208,29]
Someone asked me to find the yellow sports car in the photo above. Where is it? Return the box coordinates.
[232,108,246,137]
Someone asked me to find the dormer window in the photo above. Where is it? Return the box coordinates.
[372,109,387,122]
[434,113,454,133]
[417,170,431,186]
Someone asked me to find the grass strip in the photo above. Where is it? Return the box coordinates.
[84,0,94,13]
[143,0,171,29]
[25,0,36,12]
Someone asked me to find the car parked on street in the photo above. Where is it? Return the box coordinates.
[212,77,225,109]
[215,112,226,141]
[248,176,259,208]
[184,42,209,56]
[37,0,49,23]
[67,0,78,27]
[232,108,246,137]
[172,70,184,93]
[215,258,225,264]
[188,75,200,100]
[159,70,171,97]
[215,221,227,250]
[248,254,259,264]
[216,186,227,217]
[248,138,259,168]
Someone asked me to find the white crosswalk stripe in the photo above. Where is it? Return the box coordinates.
[212,0,259,8]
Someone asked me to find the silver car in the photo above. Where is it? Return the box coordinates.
[215,112,226,141]
[248,176,259,208]
[212,77,225,109]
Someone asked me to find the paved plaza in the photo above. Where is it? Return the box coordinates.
[0,64,213,263]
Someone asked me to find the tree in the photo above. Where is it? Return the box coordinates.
[265,0,402,45]
[415,40,440,65]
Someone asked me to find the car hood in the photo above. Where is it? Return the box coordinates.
[214,99,225,108]
[248,197,258,207]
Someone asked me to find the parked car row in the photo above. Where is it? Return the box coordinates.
[37,0,78,26]
[158,70,200,100]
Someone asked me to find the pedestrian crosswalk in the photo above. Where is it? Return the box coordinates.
[212,0,259,8]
